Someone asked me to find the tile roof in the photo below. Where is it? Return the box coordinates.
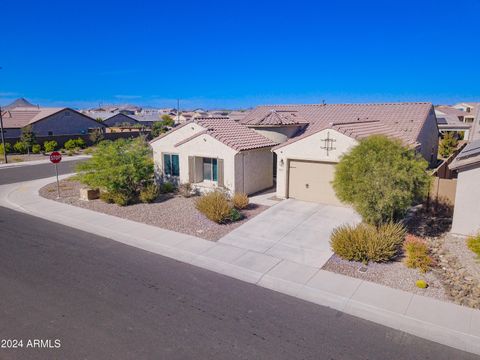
[435,106,469,118]
[242,102,434,149]
[242,109,309,126]
[449,139,480,170]
[1,107,65,128]
[174,117,278,151]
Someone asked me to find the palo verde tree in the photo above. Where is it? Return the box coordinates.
[332,135,431,225]
[20,125,36,154]
[75,138,154,204]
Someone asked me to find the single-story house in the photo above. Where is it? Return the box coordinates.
[449,140,480,236]
[435,106,471,139]
[150,117,277,195]
[241,102,439,205]
[102,113,141,127]
[151,102,439,203]
[1,103,106,139]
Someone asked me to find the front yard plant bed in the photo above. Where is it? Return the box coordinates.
[39,179,267,241]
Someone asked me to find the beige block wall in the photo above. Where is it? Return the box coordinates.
[234,149,274,195]
[451,166,480,236]
[273,129,358,199]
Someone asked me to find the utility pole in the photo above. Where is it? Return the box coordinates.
[176,99,180,124]
[0,105,7,164]
[0,67,7,163]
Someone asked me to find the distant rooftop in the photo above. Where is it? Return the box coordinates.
[449,139,480,170]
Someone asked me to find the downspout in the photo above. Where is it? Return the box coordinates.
[243,152,246,193]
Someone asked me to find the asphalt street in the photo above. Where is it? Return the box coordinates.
[0,162,478,359]
[0,159,84,185]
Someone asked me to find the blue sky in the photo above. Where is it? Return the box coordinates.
[1,0,479,109]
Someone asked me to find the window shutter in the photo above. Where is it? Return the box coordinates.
[217,159,224,187]
[188,156,195,183]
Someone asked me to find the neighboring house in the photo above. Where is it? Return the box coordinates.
[150,117,277,195]
[1,106,106,139]
[241,102,439,205]
[103,113,141,127]
[435,106,471,139]
[453,102,480,141]
[449,140,480,236]
[2,97,37,110]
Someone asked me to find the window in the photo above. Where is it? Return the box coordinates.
[203,158,217,181]
[48,131,53,136]
[163,153,179,176]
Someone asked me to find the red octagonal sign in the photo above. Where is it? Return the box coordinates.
[50,151,62,164]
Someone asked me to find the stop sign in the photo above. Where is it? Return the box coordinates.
[50,151,62,164]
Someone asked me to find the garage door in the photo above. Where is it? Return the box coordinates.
[288,160,343,206]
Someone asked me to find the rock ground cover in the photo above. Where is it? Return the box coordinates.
[324,204,480,308]
[39,178,267,241]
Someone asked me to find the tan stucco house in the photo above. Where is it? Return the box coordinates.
[449,140,480,236]
[241,102,439,205]
[150,117,277,195]
[151,102,439,203]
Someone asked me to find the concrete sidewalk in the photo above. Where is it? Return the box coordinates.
[0,155,90,169]
[1,177,480,356]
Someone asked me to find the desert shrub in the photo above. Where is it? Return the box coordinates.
[75,137,86,149]
[439,132,458,158]
[333,135,431,226]
[232,192,249,209]
[403,234,434,273]
[0,143,11,154]
[31,144,41,154]
[76,138,154,202]
[330,222,406,264]
[229,208,243,222]
[139,183,159,203]
[60,148,66,154]
[160,182,176,193]
[20,125,36,151]
[111,192,133,206]
[67,149,75,156]
[100,191,115,204]
[89,128,104,144]
[467,234,480,259]
[64,139,78,150]
[195,191,232,223]
[178,182,194,197]
[43,140,57,152]
[83,147,95,155]
[415,280,428,289]
[13,141,28,154]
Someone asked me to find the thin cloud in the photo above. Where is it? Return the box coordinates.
[114,95,142,100]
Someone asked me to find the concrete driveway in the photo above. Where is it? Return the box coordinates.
[219,199,361,267]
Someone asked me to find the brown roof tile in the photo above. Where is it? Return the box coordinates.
[242,102,434,149]
[170,117,278,151]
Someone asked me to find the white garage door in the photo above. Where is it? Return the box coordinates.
[288,160,343,206]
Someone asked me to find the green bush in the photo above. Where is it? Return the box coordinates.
[43,140,58,152]
[76,138,154,203]
[31,144,41,154]
[333,135,431,225]
[0,143,11,154]
[415,280,428,289]
[195,191,232,223]
[67,149,75,156]
[83,147,95,155]
[229,208,243,222]
[139,183,159,203]
[160,182,176,193]
[13,141,28,154]
[403,235,434,273]
[439,132,458,158]
[99,191,115,204]
[232,192,249,209]
[64,139,77,150]
[467,234,480,259]
[330,222,406,264]
[75,137,86,149]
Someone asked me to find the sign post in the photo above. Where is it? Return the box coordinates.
[49,151,62,198]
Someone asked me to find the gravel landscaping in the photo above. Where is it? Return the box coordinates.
[323,204,480,306]
[39,178,267,241]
